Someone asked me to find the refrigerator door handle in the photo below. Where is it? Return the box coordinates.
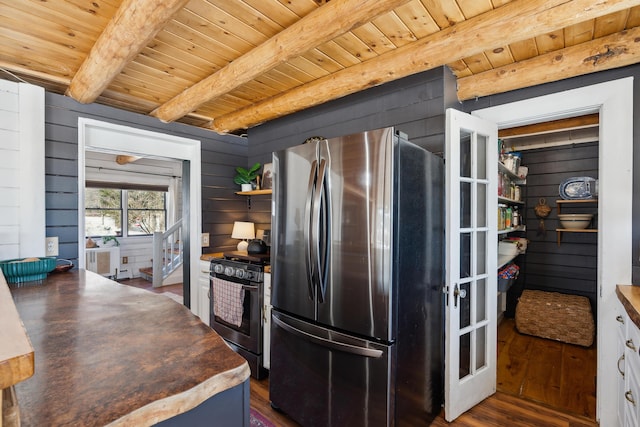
[312,158,327,302]
[304,160,318,300]
[272,314,383,358]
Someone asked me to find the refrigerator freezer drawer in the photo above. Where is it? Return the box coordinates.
[270,311,394,427]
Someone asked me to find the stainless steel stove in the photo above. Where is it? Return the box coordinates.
[209,256,267,379]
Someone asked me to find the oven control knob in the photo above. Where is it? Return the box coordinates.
[224,266,235,276]
[235,269,246,279]
[213,264,224,274]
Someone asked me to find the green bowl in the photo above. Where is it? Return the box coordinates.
[0,257,57,283]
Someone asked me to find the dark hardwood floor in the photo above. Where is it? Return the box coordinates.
[250,376,596,427]
[118,277,183,296]
[497,318,597,421]
[249,319,597,427]
[118,278,596,426]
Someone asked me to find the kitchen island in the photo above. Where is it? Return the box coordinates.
[7,269,250,426]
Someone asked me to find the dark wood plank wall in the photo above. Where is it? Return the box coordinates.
[516,142,599,311]
[43,63,640,285]
[246,67,458,232]
[43,92,248,263]
[461,63,640,284]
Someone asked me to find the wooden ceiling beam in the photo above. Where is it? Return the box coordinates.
[211,0,639,133]
[66,0,190,104]
[151,0,412,123]
[458,26,640,100]
[115,155,141,165]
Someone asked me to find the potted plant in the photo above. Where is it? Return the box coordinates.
[234,162,261,192]
[101,236,120,247]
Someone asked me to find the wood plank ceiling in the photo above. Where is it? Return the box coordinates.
[1,0,640,135]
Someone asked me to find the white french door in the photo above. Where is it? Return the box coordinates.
[444,108,498,421]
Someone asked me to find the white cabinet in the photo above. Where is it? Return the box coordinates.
[263,272,271,370]
[617,300,640,426]
[198,259,211,326]
[617,301,628,426]
[86,247,120,278]
[625,315,640,426]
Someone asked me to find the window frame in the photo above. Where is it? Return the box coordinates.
[125,189,167,237]
[84,186,168,238]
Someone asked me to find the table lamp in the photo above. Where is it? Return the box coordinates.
[231,221,255,251]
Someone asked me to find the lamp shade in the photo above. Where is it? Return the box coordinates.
[231,221,255,251]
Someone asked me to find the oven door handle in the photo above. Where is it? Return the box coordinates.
[209,275,259,292]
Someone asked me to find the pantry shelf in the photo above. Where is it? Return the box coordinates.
[498,161,525,183]
[498,254,520,269]
[498,225,526,235]
[498,196,524,205]
[556,228,598,246]
[555,199,598,246]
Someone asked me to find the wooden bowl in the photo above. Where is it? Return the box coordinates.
[53,259,74,273]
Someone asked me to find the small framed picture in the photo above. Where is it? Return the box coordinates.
[262,163,273,190]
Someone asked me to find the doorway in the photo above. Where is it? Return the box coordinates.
[495,120,599,418]
[77,118,203,314]
[473,77,633,426]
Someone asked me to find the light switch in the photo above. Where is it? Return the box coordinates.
[201,233,210,247]
[46,237,59,257]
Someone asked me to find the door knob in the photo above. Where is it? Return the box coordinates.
[453,284,467,308]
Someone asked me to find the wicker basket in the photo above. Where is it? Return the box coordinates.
[515,289,594,347]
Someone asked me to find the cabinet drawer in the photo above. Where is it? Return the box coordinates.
[627,319,640,363]
[625,315,640,426]
[625,352,640,426]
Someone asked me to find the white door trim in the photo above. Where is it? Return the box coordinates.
[472,77,633,427]
[77,118,202,314]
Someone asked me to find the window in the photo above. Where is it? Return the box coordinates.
[85,187,166,238]
[85,188,122,237]
[127,190,166,236]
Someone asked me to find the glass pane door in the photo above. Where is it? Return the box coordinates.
[445,109,498,421]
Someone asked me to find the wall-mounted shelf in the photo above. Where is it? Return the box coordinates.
[556,198,597,213]
[235,189,272,196]
[235,189,272,208]
[555,199,598,246]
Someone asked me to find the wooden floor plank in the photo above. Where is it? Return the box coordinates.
[496,320,529,394]
[118,277,183,295]
[521,338,564,407]
[249,379,597,427]
[497,318,596,421]
[559,344,597,419]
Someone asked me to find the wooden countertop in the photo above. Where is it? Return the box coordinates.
[0,273,34,389]
[10,269,250,427]
[616,285,640,329]
[200,252,224,261]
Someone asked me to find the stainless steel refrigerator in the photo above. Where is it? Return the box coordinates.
[270,127,444,426]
